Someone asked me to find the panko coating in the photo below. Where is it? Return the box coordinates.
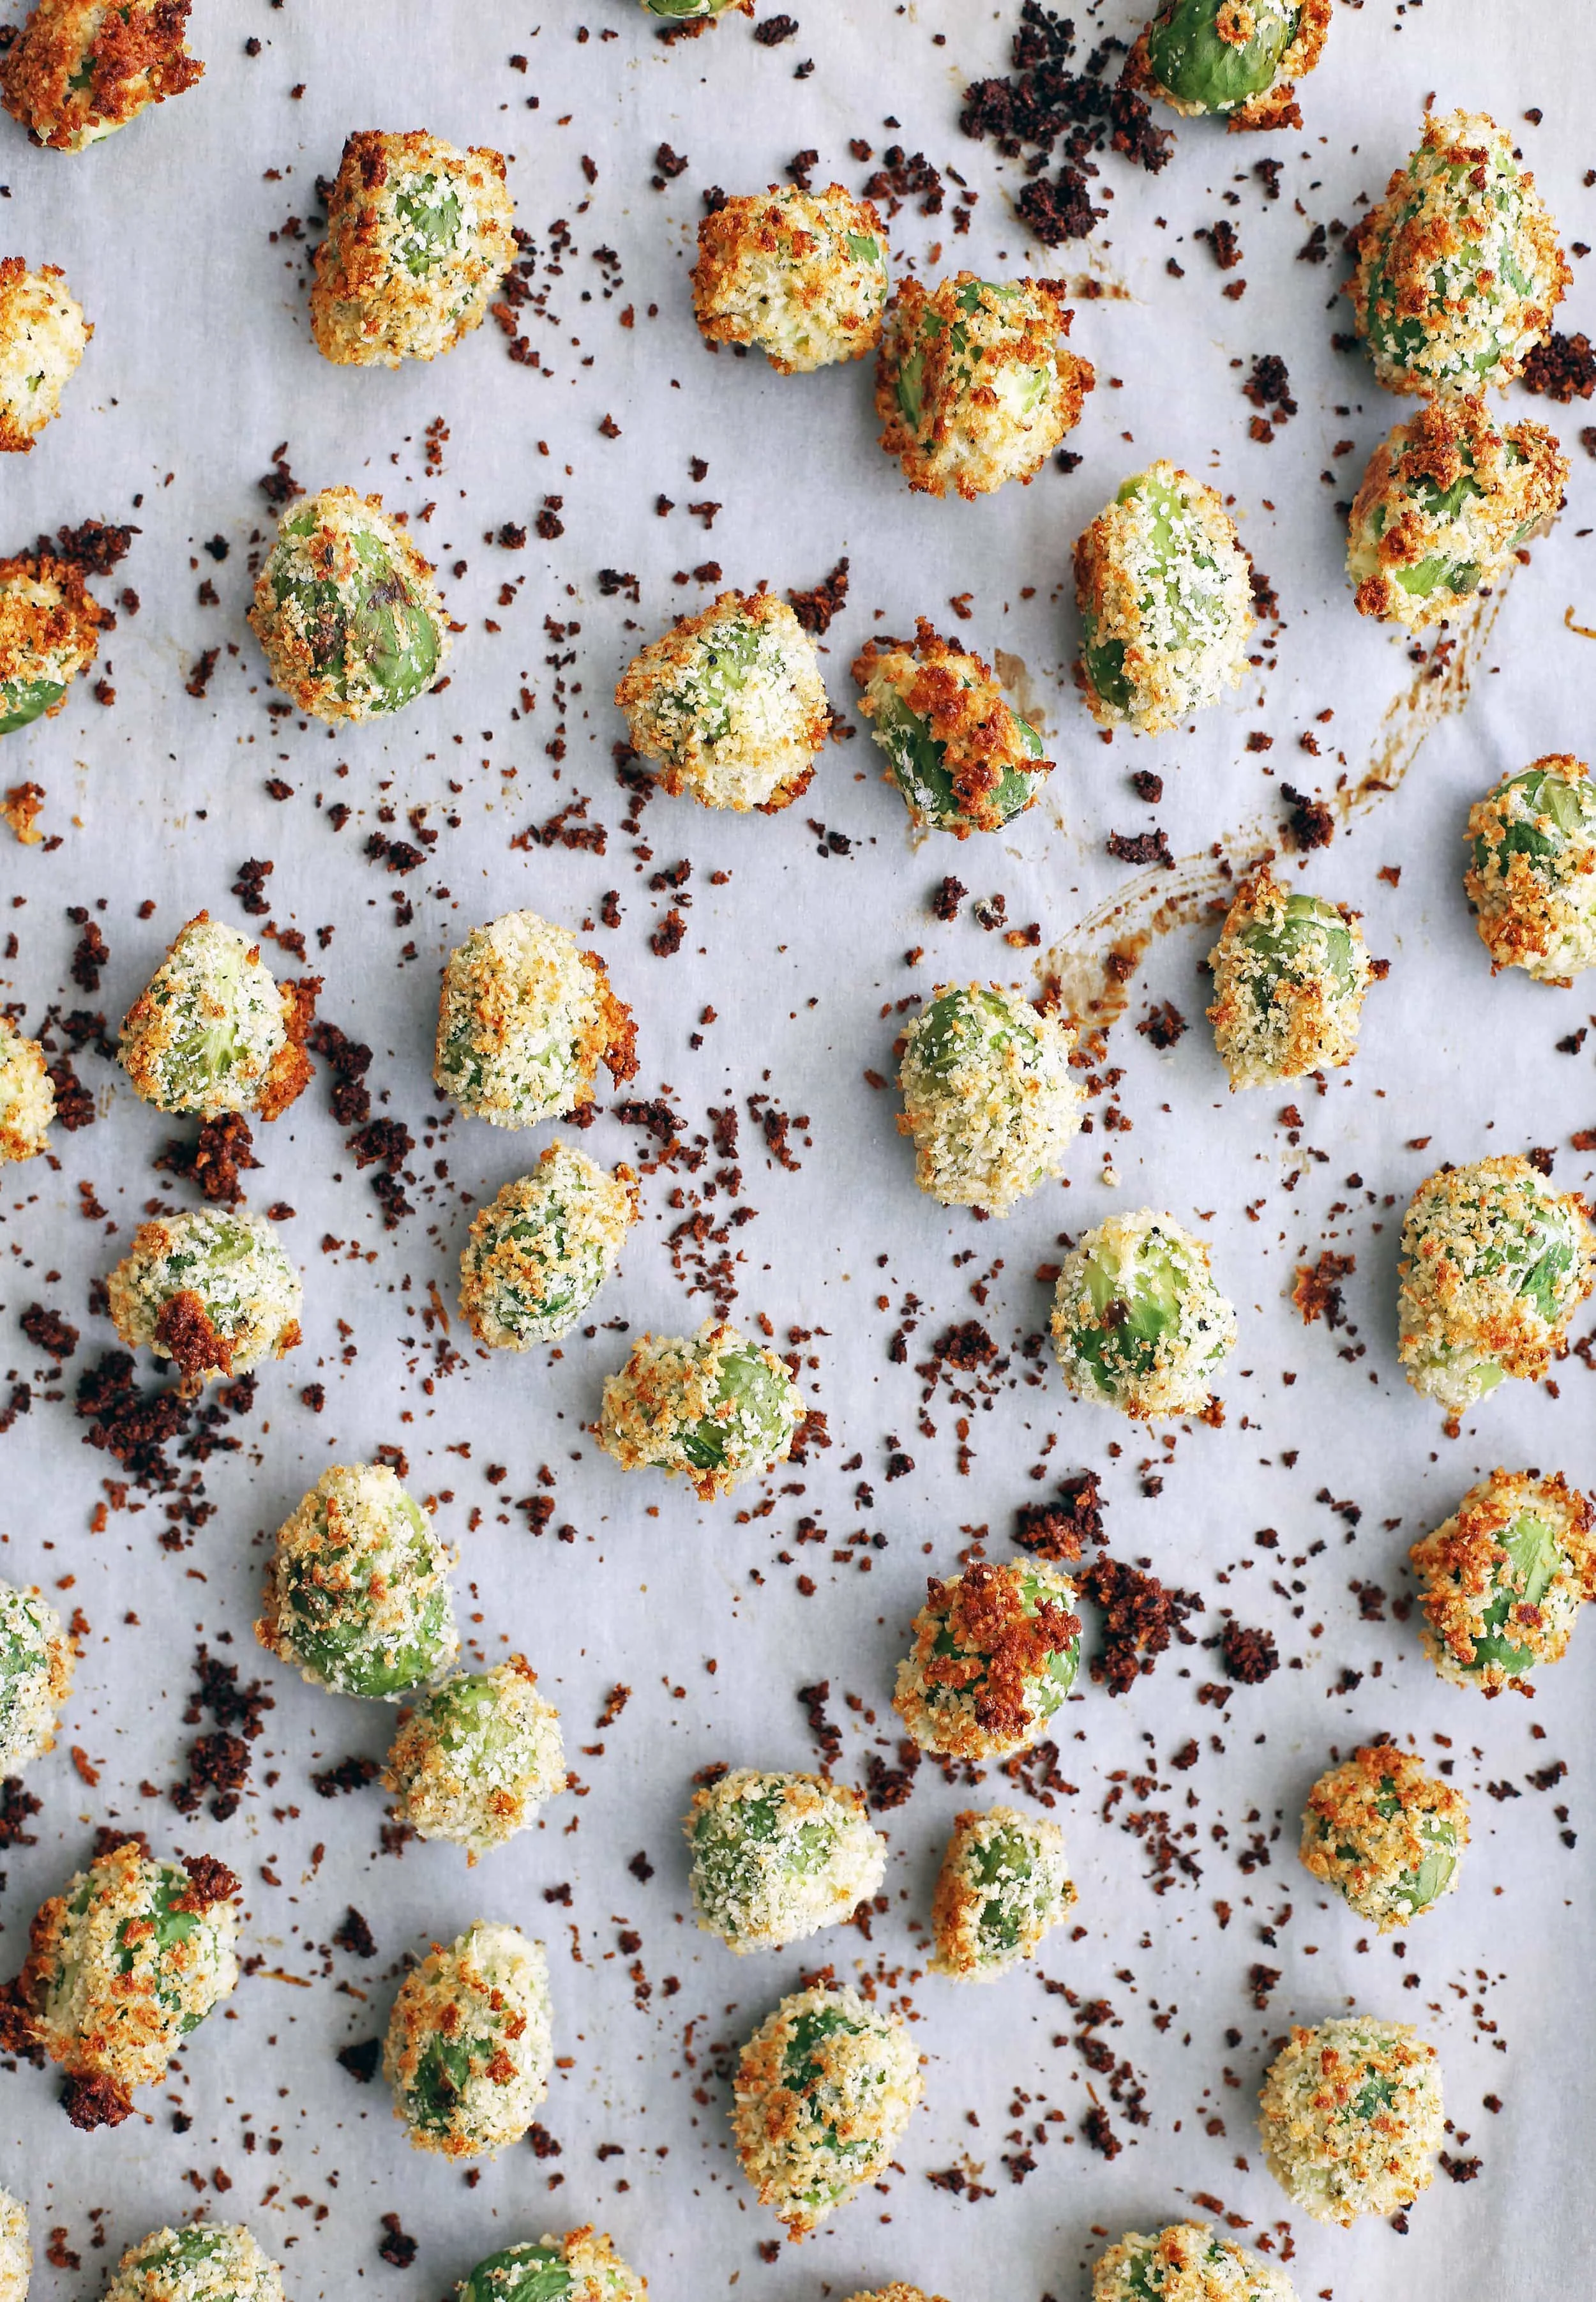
[1131,0,1330,130]
[598,1319,805,1500]
[930,1804,1075,1980]
[435,909,637,1127]
[249,487,450,723]
[107,1209,302,1393]
[1207,865,1374,1089]
[1348,109,1569,398]
[876,273,1092,499]
[0,550,109,734]
[685,1768,885,1953]
[1258,2016,1443,2225]
[0,1015,54,1162]
[459,1145,636,1349]
[257,1462,458,1702]
[384,1922,552,2159]
[0,2189,27,2302]
[1396,1155,1595,1415]
[0,259,90,450]
[311,129,515,367]
[1347,396,1566,633]
[1464,754,1596,984]
[615,591,829,814]
[1092,2223,1299,2302]
[692,184,889,372]
[1300,1744,1468,1930]
[732,1983,922,2240]
[456,2230,647,2302]
[0,0,202,152]
[103,2224,284,2302]
[119,912,315,1121]
[0,1579,74,1773]
[845,2291,949,2302]
[384,1658,566,1859]
[1051,1209,1237,1420]
[853,620,1051,835]
[897,983,1081,1214]
[641,0,749,14]
[1409,1467,1596,1696]
[894,1558,1080,1761]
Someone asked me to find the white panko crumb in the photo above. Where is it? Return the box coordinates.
[1074,460,1254,735]
[898,983,1081,1214]
[384,1657,566,1861]
[615,591,830,814]
[103,2223,285,2302]
[248,487,450,723]
[0,1014,55,1163]
[894,1559,1080,1762]
[312,130,515,368]
[598,1319,806,1501]
[692,184,889,372]
[107,1209,303,1393]
[1409,1467,1596,1695]
[1300,1745,1468,1930]
[686,1768,886,1952]
[1207,865,1374,1088]
[0,1580,75,1773]
[732,1983,923,2240]
[1051,1209,1237,1420]
[0,259,90,450]
[460,2230,647,2302]
[1258,2015,1443,2225]
[435,909,637,1126]
[1092,2222,1299,2302]
[930,1803,1075,1980]
[844,2291,949,2302]
[876,272,1094,499]
[1465,755,1596,983]
[0,0,204,152]
[0,551,110,716]
[119,912,314,1121]
[459,1144,636,1349]
[0,2187,28,2302]
[384,1922,553,2159]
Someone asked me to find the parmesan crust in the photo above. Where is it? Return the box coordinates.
[930,1803,1075,1980]
[0,258,91,450]
[107,1209,303,1394]
[0,550,110,727]
[435,910,638,1127]
[0,1013,55,1162]
[311,130,516,368]
[615,591,829,814]
[692,184,889,373]
[898,982,1081,1213]
[0,2188,29,2302]
[1051,1209,1237,1420]
[248,487,451,724]
[845,2290,950,2302]
[1258,2016,1443,2225]
[257,1462,458,1702]
[853,620,1052,836]
[384,1657,566,1860]
[1299,1744,1468,1930]
[459,2229,647,2302]
[119,912,313,1120]
[894,1559,1080,1761]
[1092,2222,1299,2302]
[1207,865,1373,1088]
[1464,754,1596,984]
[383,1922,552,2158]
[598,1319,805,1500]
[1409,1467,1596,1696]
[0,0,203,152]
[103,2223,285,2302]
[0,1579,75,1773]
[458,1144,636,1349]
[685,1768,885,1952]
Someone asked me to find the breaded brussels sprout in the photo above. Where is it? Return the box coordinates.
[457,2230,647,2302]
[21,1838,239,2120]
[384,1657,566,1859]
[0,1015,54,1162]
[0,2188,28,2302]
[0,259,90,450]
[311,130,515,368]
[0,0,203,151]
[119,912,315,1121]
[897,983,1081,1215]
[1347,397,1567,633]
[384,1922,552,2159]
[853,620,1051,835]
[1464,754,1596,984]
[615,591,829,814]
[0,550,109,734]
[257,1462,458,1702]
[0,1579,74,1773]
[1258,2015,1443,2225]
[1092,2223,1298,2302]
[894,1558,1080,1761]
[693,184,889,372]
[598,1319,804,1500]
[103,2223,284,2302]
[1300,1745,1468,1930]
[1051,1210,1237,1420]
[1131,0,1329,129]
[642,0,748,15]
[685,1768,885,1953]
[930,1804,1075,1980]
[1396,1155,1595,1415]
[108,1209,302,1393]
[1409,1467,1596,1696]
[1207,865,1374,1089]
[459,1146,636,1349]
[248,487,450,723]
[435,910,637,1127]
[1348,109,1569,398]
[732,1983,922,2240]
[845,2291,948,2302]
[1074,461,1253,735]
[876,273,1093,499]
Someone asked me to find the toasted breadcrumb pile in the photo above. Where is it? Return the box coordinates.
[383,1923,552,2158]
[894,1559,1080,1761]
[1092,2220,1299,2301]
[853,620,1051,835]
[1464,755,1596,983]
[0,258,91,449]
[1207,866,1374,1088]
[0,0,203,151]
[0,551,110,724]
[898,983,1081,1214]
[384,1658,566,1859]
[108,1209,303,1393]
[1258,2015,1443,2225]
[930,1803,1075,1979]
[1300,1744,1468,1930]
[103,2223,285,2302]
[459,1145,636,1349]
[0,1013,56,1162]
[257,1462,458,1702]
[0,1579,75,1772]
[693,184,889,372]
[119,912,315,1120]
[459,2230,646,2302]
[1051,1209,1237,1419]
[435,910,637,1126]
[598,1319,805,1500]
[248,487,450,723]
[686,1768,885,1952]
[312,130,515,368]
[1409,1467,1596,1695]
[615,591,829,814]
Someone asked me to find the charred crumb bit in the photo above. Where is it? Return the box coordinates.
[797,1679,842,1774]
[311,1755,380,1799]
[1202,220,1242,270]
[1246,732,1274,753]
[1281,782,1334,849]
[535,499,564,540]
[173,1854,240,1914]
[1129,769,1163,803]
[1018,168,1104,246]
[1014,1469,1104,1563]
[61,2071,133,2130]
[259,450,304,506]
[863,1739,922,1812]
[1249,1962,1283,2009]
[230,858,273,916]
[787,556,850,635]
[1219,1621,1279,1684]
[1078,1554,1204,1695]
[1249,566,1281,622]
[1522,331,1596,403]
[1056,446,1083,473]
[154,1112,262,1208]
[0,1382,31,1434]
[1107,828,1173,868]
[931,874,968,921]
[1254,158,1283,200]
[701,185,728,215]
[753,11,798,40]
[35,520,139,577]
[861,144,944,220]
[1292,1249,1355,1329]
[1440,2151,1483,2183]
[336,2036,381,2084]
[73,1351,192,1494]
[67,916,109,992]
[333,1905,378,1958]
[628,1849,655,1882]
[1082,2103,1122,2158]
[597,1683,631,1728]
[1170,1738,1200,1770]
[974,893,1007,932]
[1136,999,1187,1050]
[20,1303,78,1360]
[0,1775,43,1848]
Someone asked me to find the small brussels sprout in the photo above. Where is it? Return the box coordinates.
[435,910,638,1127]
[248,486,450,723]
[103,2223,284,2302]
[1258,2017,1443,2226]
[384,1657,566,1859]
[1348,397,1567,633]
[0,0,204,152]
[598,1319,805,1500]
[853,620,1051,835]
[732,1983,922,2239]
[876,272,1093,499]
[456,2230,647,2302]
[459,1146,636,1349]
[1397,1155,1595,1416]
[1051,1210,1237,1420]
[1207,865,1374,1088]
[1300,1745,1468,1930]
[107,1209,303,1393]
[384,1922,552,2159]
[894,1559,1080,1761]
[312,130,516,368]
[1348,109,1569,398]
[686,1768,885,1952]
[0,2187,29,2302]
[1074,460,1253,734]
[930,1805,1076,1980]
[1136,0,1329,126]
[1464,753,1596,983]
[616,591,829,814]
[257,1462,458,1702]
[1409,1467,1596,1695]
[0,1579,74,1773]
[0,550,109,733]
[1093,2223,1299,2302]
[0,1013,54,1163]
[119,912,315,1120]
[0,257,91,450]
[896,982,1081,1214]
[692,184,891,372]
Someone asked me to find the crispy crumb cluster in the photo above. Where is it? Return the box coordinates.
[598,1319,804,1500]
[853,620,1051,835]
[0,1578,75,1773]
[1207,865,1374,1088]
[1409,1467,1596,1695]
[1300,1744,1468,1930]
[435,910,638,1127]
[0,0,204,151]
[732,1983,922,2240]
[1396,1155,1595,1414]
[876,273,1093,499]
[1051,1209,1237,1419]
[894,1559,1080,1761]
[1074,462,1253,734]
[384,1922,552,2159]
[257,1462,458,1702]
[686,1768,885,1953]
[1092,2222,1299,2302]
[458,2230,647,2302]
[1258,2015,1443,2225]
[249,487,450,723]
[0,1013,55,1162]
[0,550,110,734]
[459,1145,636,1349]
[1464,754,1596,983]
[119,911,313,1120]
[692,184,889,372]
[108,1209,303,1393]
[1350,109,1569,397]
[1132,0,1330,128]
[384,1657,566,1860]
[897,982,1081,1214]
[0,2189,28,2302]
[615,591,829,814]
[930,1803,1075,1980]
[1346,397,1567,633]
[0,258,91,450]
[311,130,515,367]
[103,2223,284,2302]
